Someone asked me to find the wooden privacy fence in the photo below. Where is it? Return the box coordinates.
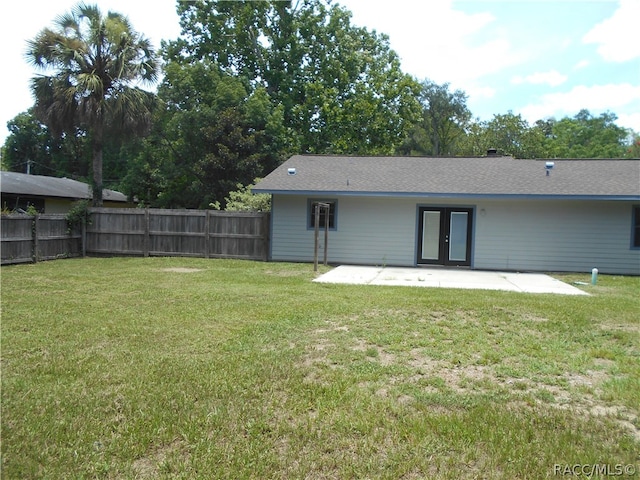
[1,208,270,265]
[1,214,82,265]
[87,208,269,260]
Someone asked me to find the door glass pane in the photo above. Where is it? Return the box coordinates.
[449,212,468,261]
[421,211,440,260]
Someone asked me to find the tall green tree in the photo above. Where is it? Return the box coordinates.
[482,112,549,158]
[627,133,640,158]
[26,3,159,205]
[167,0,420,154]
[545,110,629,158]
[457,112,549,158]
[3,110,96,179]
[3,109,138,186]
[3,111,60,175]
[455,119,487,157]
[398,79,471,156]
[122,61,286,208]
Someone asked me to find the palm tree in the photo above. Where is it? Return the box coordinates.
[27,3,159,206]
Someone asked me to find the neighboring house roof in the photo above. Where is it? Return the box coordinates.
[254,155,640,200]
[0,171,128,202]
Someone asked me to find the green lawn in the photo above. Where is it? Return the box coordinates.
[1,258,638,479]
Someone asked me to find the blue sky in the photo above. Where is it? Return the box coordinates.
[1,0,638,147]
[341,0,639,134]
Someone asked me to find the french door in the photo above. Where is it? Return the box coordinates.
[417,207,473,266]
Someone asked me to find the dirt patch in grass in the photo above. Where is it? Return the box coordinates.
[352,339,396,366]
[131,438,190,478]
[300,325,640,443]
[313,324,349,335]
[265,268,317,278]
[300,332,339,386]
[520,313,549,323]
[407,348,492,394]
[600,323,640,334]
[161,267,204,273]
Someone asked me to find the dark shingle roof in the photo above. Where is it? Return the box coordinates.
[0,171,128,202]
[253,155,640,199]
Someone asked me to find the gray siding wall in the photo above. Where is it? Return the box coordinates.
[473,199,639,275]
[270,195,640,275]
[271,195,418,266]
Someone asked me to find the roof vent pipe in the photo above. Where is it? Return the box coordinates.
[545,161,555,176]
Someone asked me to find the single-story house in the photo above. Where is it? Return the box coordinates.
[253,154,640,275]
[1,171,131,214]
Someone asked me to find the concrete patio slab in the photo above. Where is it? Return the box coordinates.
[314,265,589,295]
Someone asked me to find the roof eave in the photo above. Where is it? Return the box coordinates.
[253,189,640,201]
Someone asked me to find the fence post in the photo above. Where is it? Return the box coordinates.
[262,213,270,262]
[82,216,87,257]
[143,208,150,257]
[313,203,330,271]
[205,210,211,258]
[324,213,329,266]
[32,214,40,263]
[314,204,320,272]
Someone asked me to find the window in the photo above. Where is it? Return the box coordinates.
[308,200,337,230]
[633,206,640,248]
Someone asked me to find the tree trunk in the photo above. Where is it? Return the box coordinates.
[92,125,104,207]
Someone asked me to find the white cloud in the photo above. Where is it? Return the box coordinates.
[616,112,640,135]
[465,85,496,100]
[342,0,521,85]
[582,0,640,62]
[573,60,590,70]
[519,83,640,124]
[511,70,568,87]
[406,37,520,86]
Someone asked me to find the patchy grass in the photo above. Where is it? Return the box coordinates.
[1,258,638,479]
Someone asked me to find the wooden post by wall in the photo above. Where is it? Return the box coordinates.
[314,203,320,272]
[323,212,329,266]
[314,203,330,272]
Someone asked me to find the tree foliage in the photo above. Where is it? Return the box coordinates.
[210,179,271,212]
[3,111,63,176]
[122,61,285,208]
[399,79,471,156]
[627,133,640,158]
[4,1,638,212]
[545,110,629,158]
[455,110,633,159]
[168,0,420,155]
[26,3,159,205]
[2,109,141,186]
[470,112,549,158]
